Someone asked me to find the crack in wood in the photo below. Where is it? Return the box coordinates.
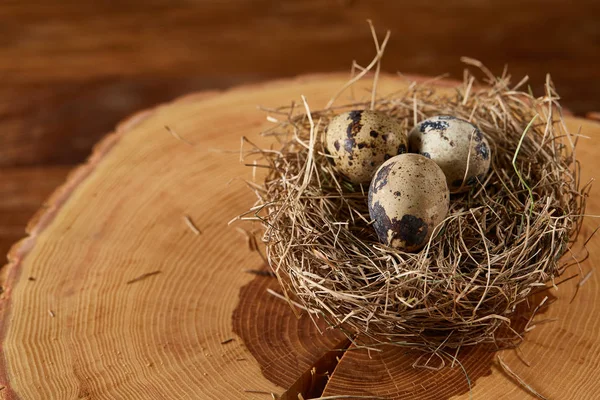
[279,337,353,400]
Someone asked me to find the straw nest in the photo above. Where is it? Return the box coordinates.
[237,60,591,351]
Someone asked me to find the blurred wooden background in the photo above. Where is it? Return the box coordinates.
[1,0,599,259]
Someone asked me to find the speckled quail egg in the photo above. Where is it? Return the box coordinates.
[408,115,491,193]
[325,110,408,184]
[368,153,449,252]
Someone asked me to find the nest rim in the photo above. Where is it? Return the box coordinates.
[237,64,591,353]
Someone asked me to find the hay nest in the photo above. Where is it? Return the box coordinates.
[237,60,591,351]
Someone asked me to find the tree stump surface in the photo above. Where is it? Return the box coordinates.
[1,74,599,399]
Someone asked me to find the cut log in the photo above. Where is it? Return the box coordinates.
[0,74,598,399]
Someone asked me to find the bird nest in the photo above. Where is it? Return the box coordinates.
[237,62,591,352]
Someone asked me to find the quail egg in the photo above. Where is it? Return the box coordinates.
[408,115,491,193]
[368,153,449,252]
[325,110,407,184]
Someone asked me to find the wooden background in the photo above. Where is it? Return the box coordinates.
[1,0,600,268]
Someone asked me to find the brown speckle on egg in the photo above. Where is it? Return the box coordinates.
[325,110,408,184]
[368,154,450,252]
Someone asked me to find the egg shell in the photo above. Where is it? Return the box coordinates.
[368,153,449,252]
[408,115,491,193]
[325,110,407,184]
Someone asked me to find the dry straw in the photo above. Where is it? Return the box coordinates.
[235,30,591,352]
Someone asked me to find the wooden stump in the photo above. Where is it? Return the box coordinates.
[1,74,599,399]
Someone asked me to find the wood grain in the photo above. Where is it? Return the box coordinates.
[232,275,350,399]
[323,343,496,399]
[1,0,599,167]
[0,74,599,399]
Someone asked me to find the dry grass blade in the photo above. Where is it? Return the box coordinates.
[497,356,548,399]
[165,125,194,146]
[126,271,161,285]
[183,215,202,235]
